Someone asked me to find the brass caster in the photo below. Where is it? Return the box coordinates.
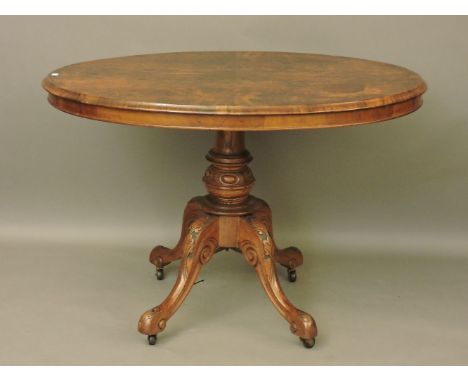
[148,335,157,345]
[156,268,164,280]
[300,337,315,349]
[287,269,297,283]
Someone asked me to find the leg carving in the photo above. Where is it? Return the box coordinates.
[246,199,304,282]
[149,198,207,279]
[239,215,317,347]
[138,211,219,343]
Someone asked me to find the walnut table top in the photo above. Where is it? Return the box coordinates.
[42,51,426,131]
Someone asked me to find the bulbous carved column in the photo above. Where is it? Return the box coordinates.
[202,131,257,215]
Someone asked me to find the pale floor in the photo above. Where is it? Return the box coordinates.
[0,239,467,365]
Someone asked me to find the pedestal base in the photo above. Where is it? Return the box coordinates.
[138,196,317,348]
[138,131,317,348]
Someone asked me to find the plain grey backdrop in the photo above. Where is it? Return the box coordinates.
[0,16,467,365]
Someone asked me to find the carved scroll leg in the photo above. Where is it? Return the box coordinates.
[149,198,206,280]
[274,246,304,283]
[138,214,218,345]
[250,199,304,282]
[239,217,317,348]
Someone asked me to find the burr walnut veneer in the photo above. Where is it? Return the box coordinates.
[42,51,426,348]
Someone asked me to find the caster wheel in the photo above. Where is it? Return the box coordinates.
[300,337,315,349]
[156,268,164,280]
[147,335,157,345]
[287,269,297,282]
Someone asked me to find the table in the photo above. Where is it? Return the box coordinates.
[42,51,426,348]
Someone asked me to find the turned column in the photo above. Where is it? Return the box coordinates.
[202,131,256,216]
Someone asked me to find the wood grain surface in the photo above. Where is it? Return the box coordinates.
[42,51,426,131]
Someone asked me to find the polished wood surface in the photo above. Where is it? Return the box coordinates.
[43,51,426,131]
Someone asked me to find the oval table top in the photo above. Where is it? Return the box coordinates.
[42,51,427,131]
